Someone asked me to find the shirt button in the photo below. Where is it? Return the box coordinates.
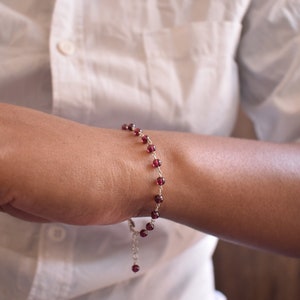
[48,226,66,242]
[57,40,76,56]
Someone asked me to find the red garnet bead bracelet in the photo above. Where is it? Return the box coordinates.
[122,123,166,273]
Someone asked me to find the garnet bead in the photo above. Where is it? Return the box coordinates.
[128,123,136,131]
[140,229,148,237]
[122,124,128,130]
[146,222,154,231]
[141,135,149,144]
[154,194,163,204]
[152,158,162,168]
[156,176,165,185]
[151,211,160,219]
[147,144,156,153]
[134,128,142,136]
[132,264,140,273]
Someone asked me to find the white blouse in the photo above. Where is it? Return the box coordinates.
[0,0,299,299]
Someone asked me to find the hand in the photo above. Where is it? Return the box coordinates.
[0,103,148,225]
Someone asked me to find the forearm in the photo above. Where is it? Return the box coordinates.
[142,131,300,257]
[0,103,299,257]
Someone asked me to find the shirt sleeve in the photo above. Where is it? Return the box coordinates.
[238,0,300,143]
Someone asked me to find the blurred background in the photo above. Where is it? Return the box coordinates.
[213,240,300,300]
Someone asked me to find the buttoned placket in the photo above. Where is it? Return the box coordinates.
[49,0,92,123]
[27,1,81,297]
[27,224,76,300]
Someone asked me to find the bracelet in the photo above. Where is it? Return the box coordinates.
[121,123,166,273]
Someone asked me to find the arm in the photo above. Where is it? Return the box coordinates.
[0,104,299,257]
[151,129,300,257]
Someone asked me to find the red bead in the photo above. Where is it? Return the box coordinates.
[140,229,148,237]
[132,264,140,273]
[151,211,160,219]
[134,128,142,136]
[152,158,161,168]
[141,135,149,144]
[122,124,128,130]
[154,194,163,204]
[147,144,156,153]
[146,222,154,231]
[128,123,136,131]
[156,176,165,185]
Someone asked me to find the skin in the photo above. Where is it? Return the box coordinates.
[0,103,299,257]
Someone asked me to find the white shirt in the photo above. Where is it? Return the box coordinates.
[0,0,300,299]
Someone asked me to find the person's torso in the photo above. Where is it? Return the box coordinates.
[0,1,251,299]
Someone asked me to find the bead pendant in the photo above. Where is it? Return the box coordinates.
[132,264,140,273]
